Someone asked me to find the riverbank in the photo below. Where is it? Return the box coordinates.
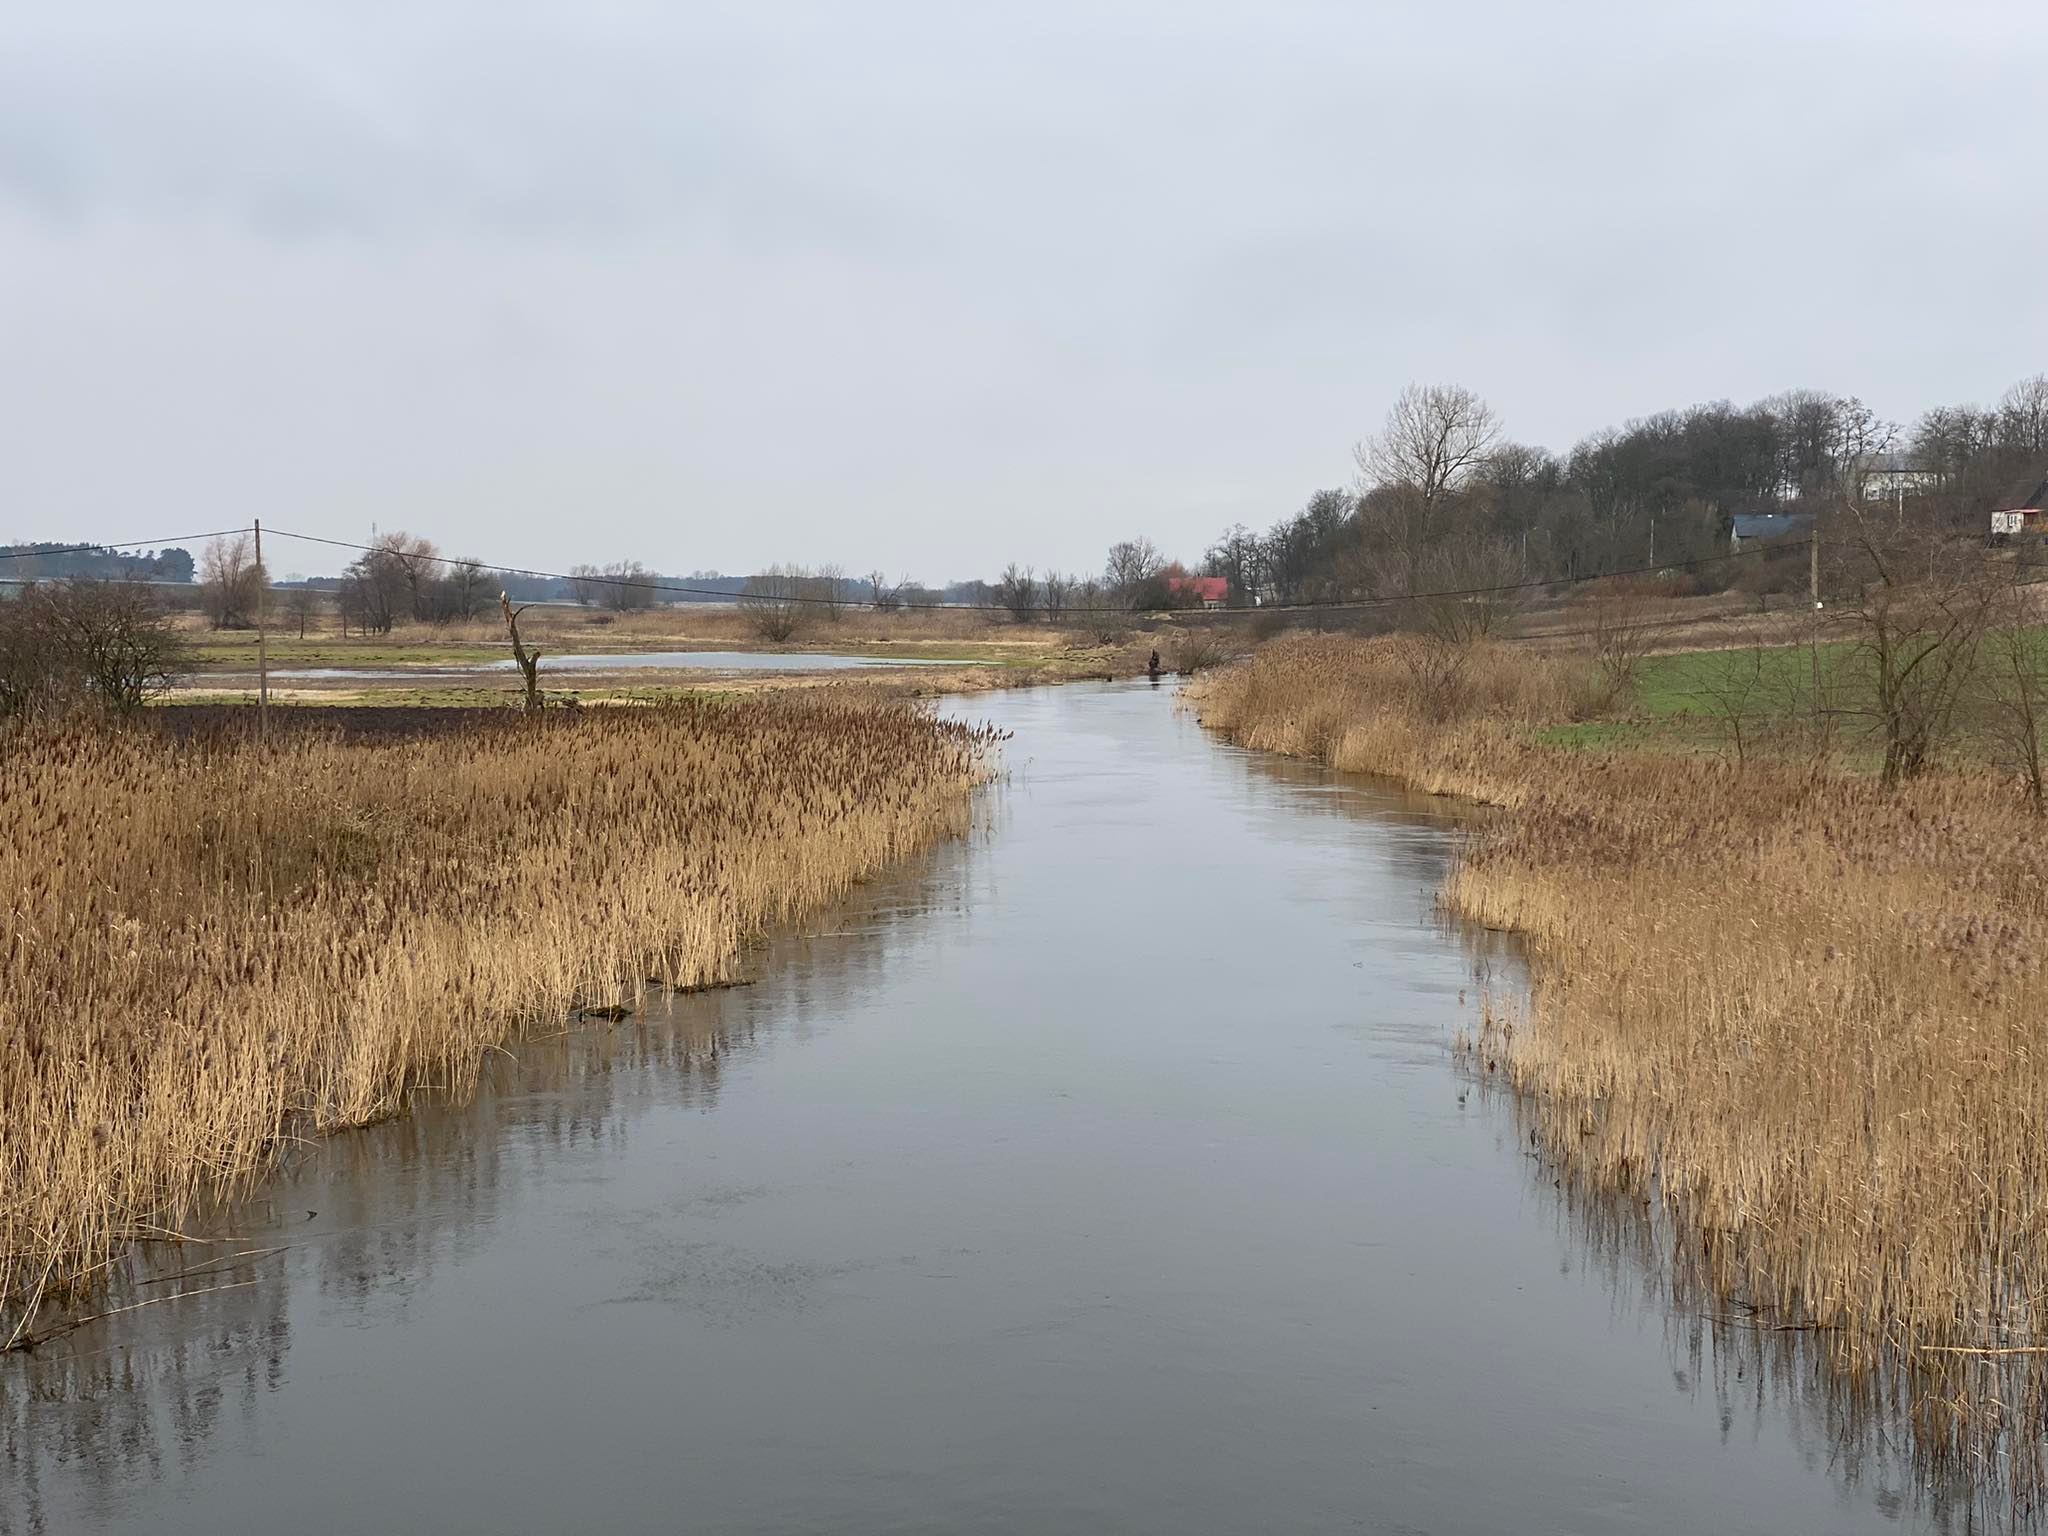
[168,601,1251,708]
[0,697,996,1349]
[1189,632,2048,1491]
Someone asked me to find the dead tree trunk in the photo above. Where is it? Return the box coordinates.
[500,593,543,713]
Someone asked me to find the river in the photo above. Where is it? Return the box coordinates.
[3,683,1955,1534]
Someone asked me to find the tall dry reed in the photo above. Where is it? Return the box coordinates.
[1195,633,2048,1495]
[1,698,992,1345]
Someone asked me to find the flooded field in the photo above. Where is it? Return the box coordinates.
[256,650,959,682]
[2,684,1967,1534]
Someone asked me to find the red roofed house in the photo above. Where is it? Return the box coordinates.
[1165,574,1230,609]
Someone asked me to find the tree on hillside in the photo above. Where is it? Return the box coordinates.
[1357,384,1501,557]
[1998,374,2048,461]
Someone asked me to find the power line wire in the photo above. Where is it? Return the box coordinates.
[0,528,255,563]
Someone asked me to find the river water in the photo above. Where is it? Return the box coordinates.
[4,683,1949,1534]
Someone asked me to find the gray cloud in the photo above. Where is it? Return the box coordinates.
[2,0,2043,578]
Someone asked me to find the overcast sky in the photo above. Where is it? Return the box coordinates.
[3,1,2043,581]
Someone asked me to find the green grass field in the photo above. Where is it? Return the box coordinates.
[1539,623,2048,765]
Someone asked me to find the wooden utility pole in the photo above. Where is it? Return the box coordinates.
[254,518,270,740]
[1808,518,1823,742]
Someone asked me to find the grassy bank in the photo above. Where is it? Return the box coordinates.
[1192,633,2048,1488]
[1,698,995,1347]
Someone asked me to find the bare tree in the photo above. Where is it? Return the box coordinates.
[568,564,603,606]
[598,560,657,612]
[1828,502,1996,787]
[1202,524,1262,606]
[1997,374,2048,461]
[996,563,1037,624]
[1104,538,1165,610]
[283,585,317,639]
[500,593,544,713]
[199,535,264,630]
[376,532,442,622]
[1586,594,1659,708]
[443,561,495,621]
[1693,628,1778,768]
[811,563,848,623]
[0,580,187,714]
[1040,570,1072,622]
[1973,576,2048,813]
[740,565,808,643]
[1356,383,1502,543]
[867,570,902,612]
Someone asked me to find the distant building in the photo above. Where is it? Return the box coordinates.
[1860,456,1940,502]
[1730,512,1814,551]
[1165,574,1230,609]
[1992,460,2048,535]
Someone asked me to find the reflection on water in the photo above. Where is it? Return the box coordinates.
[0,684,1988,1534]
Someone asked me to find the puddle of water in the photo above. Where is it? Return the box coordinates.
[1,683,1969,1535]
[258,651,962,681]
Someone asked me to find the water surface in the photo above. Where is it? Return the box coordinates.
[261,650,959,681]
[3,683,1949,1534]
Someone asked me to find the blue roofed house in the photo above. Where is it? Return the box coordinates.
[1730,511,1815,551]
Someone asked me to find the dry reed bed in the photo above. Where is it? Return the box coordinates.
[1194,633,2048,1485]
[1,698,994,1346]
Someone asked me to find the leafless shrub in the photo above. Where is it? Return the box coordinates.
[741,565,809,643]
[1407,538,1524,643]
[1249,608,1291,642]
[1587,597,1658,708]
[1170,626,1238,675]
[1399,635,1472,722]
[1693,633,1775,767]
[0,580,187,716]
[1076,579,1125,645]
